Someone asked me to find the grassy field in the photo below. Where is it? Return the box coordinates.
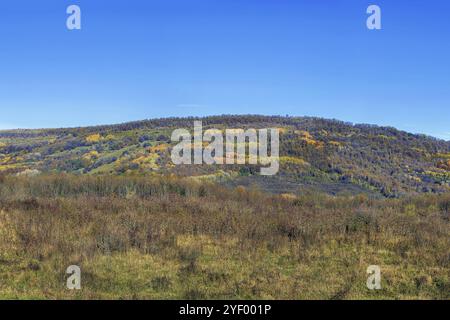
[0,175,448,299]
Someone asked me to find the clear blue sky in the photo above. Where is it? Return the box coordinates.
[0,0,449,139]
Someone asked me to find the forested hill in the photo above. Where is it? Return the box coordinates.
[1,115,449,197]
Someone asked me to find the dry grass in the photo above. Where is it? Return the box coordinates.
[0,175,448,299]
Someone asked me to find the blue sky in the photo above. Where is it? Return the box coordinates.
[0,0,449,140]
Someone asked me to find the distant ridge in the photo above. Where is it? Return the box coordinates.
[0,115,449,197]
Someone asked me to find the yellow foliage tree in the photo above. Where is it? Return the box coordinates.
[86,134,102,143]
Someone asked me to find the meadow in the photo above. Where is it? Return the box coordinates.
[0,174,448,299]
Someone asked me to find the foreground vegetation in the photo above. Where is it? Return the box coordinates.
[0,175,448,299]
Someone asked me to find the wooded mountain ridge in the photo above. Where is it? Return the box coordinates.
[1,115,449,197]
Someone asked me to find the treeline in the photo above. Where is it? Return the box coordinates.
[2,115,449,145]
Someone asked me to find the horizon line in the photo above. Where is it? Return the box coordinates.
[1,114,449,142]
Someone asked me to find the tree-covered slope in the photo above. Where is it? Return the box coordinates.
[1,115,449,197]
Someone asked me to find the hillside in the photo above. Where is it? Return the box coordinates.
[1,115,449,197]
[0,116,449,300]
